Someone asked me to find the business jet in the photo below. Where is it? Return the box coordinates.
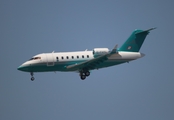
[18,28,155,81]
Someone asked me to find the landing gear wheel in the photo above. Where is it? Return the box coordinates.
[79,69,90,80]
[80,75,86,80]
[85,71,90,77]
[31,77,35,81]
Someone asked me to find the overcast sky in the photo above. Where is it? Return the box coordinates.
[1,0,174,120]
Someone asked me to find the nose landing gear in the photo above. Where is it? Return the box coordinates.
[30,72,35,81]
[31,77,35,81]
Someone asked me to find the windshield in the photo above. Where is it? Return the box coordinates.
[29,57,41,61]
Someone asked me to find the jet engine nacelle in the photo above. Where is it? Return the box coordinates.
[93,48,109,57]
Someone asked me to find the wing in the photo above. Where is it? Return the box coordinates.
[66,44,118,71]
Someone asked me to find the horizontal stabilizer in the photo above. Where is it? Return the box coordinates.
[145,27,157,31]
[135,27,156,34]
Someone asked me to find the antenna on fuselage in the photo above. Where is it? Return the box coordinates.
[52,51,55,53]
[85,49,88,51]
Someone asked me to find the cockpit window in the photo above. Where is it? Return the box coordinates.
[29,57,41,61]
[29,58,34,60]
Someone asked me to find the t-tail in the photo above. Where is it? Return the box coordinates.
[118,28,156,52]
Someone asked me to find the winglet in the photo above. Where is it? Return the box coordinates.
[110,44,118,54]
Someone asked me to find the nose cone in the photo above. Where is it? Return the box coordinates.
[17,63,31,72]
[17,65,25,71]
[17,65,28,71]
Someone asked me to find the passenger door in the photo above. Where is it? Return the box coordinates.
[46,53,55,66]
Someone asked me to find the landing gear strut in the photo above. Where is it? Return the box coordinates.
[30,72,35,81]
[79,70,90,80]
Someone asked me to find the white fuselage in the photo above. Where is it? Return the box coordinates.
[18,51,144,72]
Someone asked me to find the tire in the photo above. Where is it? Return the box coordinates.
[80,75,86,80]
[31,77,35,81]
[85,71,90,77]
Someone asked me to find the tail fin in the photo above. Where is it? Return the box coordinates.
[118,28,155,52]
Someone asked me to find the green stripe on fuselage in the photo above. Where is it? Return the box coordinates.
[26,59,132,72]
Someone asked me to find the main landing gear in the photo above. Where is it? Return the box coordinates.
[30,72,35,81]
[80,70,90,80]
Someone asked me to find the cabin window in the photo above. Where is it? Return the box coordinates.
[82,55,84,58]
[56,57,59,60]
[67,56,69,59]
[87,55,89,58]
[77,56,79,59]
[72,56,74,59]
[62,56,64,59]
